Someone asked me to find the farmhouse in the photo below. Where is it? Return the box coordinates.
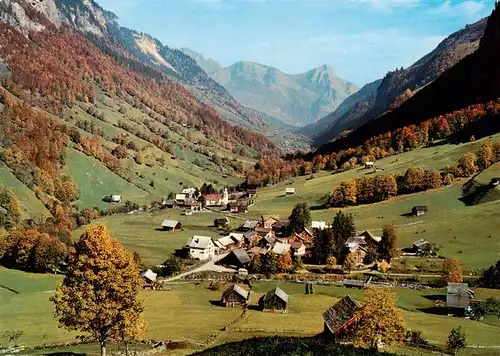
[270,242,291,255]
[262,215,280,229]
[285,187,296,195]
[412,205,428,216]
[255,227,273,239]
[323,295,362,338]
[346,242,367,265]
[218,249,251,269]
[228,202,239,213]
[185,201,202,212]
[365,161,374,169]
[356,230,381,246]
[259,286,289,312]
[410,239,433,255]
[447,283,474,309]
[214,235,237,251]
[220,284,250,307]
[214,217,230,229]
[229,233,244,246]
[181,187,196,197]
[184,235,215,260]
[272,220,290,237]
[160,219,182,232]
[246,189,257,197]
[140,269,157,284]
[204,188,229,207]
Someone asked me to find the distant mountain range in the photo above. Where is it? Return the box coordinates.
[306,17,488,147]
[180,51,358,127]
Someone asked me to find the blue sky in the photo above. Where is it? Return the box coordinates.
[98,0,495,85]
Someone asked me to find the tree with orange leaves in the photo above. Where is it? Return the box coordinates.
[51,225,144,356]
[443,258,463,283]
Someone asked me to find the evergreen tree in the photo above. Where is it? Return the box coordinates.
[332,211,356,249]
[377,223,399,262]
[288,202,311,233]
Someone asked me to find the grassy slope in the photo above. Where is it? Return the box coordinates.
[1,268,499,352]
[0,166,50,219]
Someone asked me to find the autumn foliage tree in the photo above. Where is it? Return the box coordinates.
[458,153,478,177]
[353,288,405,349]
[377,223,399,262]
[343,253,356,271]
[51,225,144,356]
[443,258,464,283]
[277,251,294,273]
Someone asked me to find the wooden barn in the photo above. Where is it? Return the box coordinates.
[218,249,251,269]
[160,219,182,232]
[322,295,362,339]
[214,217,230,229]
[259,286,289,312]
[412,205,428,216]
[220,284,250,307]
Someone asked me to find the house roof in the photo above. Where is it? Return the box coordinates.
[217,236,236,247]
[346,236,367,246]
[231,249,252,265]
[322,295,361,334]
[175,193,186,199]
[273,221,290,229]
[205,194,222,201]
[214,240,225,249]
[242,220,260,229]
[223,284,249,299]
[244,230,258,240]
[140,269,157,282]
[263,286,289,303]
[215,217,230,223]
[229,233,244,242]
[358,230,381,243]
[447,283,470,296]
[348,242,367,253]
[185,235,213,249]
[413,205,428,211]
[285,187,296,192]
[256,227,272,234]
[249,246,268,255]
[263,234,276,244]
[291,241,304,249]
[161,219,180,228]
[413,239,431,249]
[181,188,196,194]
[271,242,291,255]
[304,227,313,236]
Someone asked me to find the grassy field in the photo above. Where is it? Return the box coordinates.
[1,268,499,354]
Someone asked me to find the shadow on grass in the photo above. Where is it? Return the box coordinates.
[310,204,327,211]
[422,294,446,302]
[417,306,450,316]
[399,212,414,217]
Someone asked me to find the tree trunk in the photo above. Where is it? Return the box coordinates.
[100,341,107,356]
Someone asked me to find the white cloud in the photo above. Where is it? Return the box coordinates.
[353,0,421,14]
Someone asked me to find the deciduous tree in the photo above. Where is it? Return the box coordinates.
[447,327,467,356]
[443,258,463,283]
[458,153,477,177]
[343,253,356,271]
[277,251,293,273]
[51,225,144,356]
[377,223,399,262]
[353,288,405,349]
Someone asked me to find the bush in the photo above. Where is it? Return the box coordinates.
[208,281,223,291]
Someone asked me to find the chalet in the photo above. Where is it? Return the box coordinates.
[447,283,474,309]
[246,189,257,197]
[262,215,280,229]
[272,221,290,237]
[140,269,157,284]
[412,205,428,216]
[323,295,362,338]
[270,242,291,255]
[291,241,306,257]
[364,161,374,169]
[259,286,289,312]
[218,249,251,269]
[220,284,250,307]
[184,235,215,260]
[356,231,381,246]
[175,193,187,203]
[312,221,327,230]
[345,236,367,249]
[214,235,237,251]
[181,187,196,198]
[161,219,182,232]
[346,242,368,265]
[214,217,230,229]
[228,202,239,213]
[239,220,260,231]
[285,187,296,195]
[411,239,432,255]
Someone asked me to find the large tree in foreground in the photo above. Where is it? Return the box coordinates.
[51,225,144,356]
[288,202,311,233]
[353,288,405,349]
[332,210,356,249]
[377,223,399,262]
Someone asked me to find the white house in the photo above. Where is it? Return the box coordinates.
[185,235,215,260]
[111,195,122,203]
[312,221,327,230]
[140,269,157,283]
[291,242,306,257]
[365,161,374,169]
[175,193,187,202]
[204,188,229,207]
[181,188,196,198]
[271,242,291,255]
[285,187,296,195]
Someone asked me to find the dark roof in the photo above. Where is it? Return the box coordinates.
[322,295,361,334]
[223,284,250,300]
[412,205,428,211]
[273,221,290,229]
[215,217,230,223]
[263,286,289,304]
[232,249,252,265]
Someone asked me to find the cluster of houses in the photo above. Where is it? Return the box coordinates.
[160,187,254,214]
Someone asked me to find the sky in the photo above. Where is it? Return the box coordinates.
[97,0,495,86]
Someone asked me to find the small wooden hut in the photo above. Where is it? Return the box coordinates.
[220,284,250,307]
[258,286,289,312]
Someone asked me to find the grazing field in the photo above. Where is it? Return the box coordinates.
[1,268,499,354]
